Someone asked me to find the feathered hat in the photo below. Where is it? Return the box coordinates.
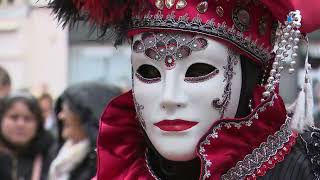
[50,0,320,130]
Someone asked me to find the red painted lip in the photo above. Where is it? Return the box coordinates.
[154,119,198,132]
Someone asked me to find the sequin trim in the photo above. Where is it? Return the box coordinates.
[199,94,277,180]
[212,50,239,118]
[135,72,161,84]
[221,117,294,180]
[184,69,219,83]
[145,150,162,180]
[131,11,272,64]
[132,94,146,129]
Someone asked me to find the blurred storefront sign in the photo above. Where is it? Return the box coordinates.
[68,21,132,91]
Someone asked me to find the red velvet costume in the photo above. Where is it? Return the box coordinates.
[49,0,320,179]
[97,87,301,179]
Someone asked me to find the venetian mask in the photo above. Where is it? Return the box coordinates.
[131,32,242,161]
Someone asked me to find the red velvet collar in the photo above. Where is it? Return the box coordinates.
[95,86,297,180]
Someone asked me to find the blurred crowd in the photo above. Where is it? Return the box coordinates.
[0,65,121,180]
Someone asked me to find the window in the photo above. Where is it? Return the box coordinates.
[0,0,15,7]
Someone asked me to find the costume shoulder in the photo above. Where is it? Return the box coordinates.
[259,128,320,180]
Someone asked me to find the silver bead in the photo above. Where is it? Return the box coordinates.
[278,42,285,47]
[290,29,295,35]
[275,54,282,60]
[289,68,295,74]
[290,61,296,65]
[288,37,294,42]
[284,25,292,32]
[283,52,289,57]
[278,66,284,71]
[263,91,271,97]
[275,73,281,78]
[285,44,292,50]
[295,22,301,28]
[276,47,285,54]
[294,38,300,44]
[295,30,301,36]
[293,45,299,51]
[268,76,275,82]
[291,53,298,59]
[284,32,290,38]
[267,84,273,89]
[270,69,277,74]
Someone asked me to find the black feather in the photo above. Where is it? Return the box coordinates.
[48,0,150,46]
[48,0,83,28]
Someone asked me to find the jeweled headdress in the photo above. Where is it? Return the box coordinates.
[50,0,319,63]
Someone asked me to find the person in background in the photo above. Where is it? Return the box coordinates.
[0,66,11,98]
[38,93,58,139]
[49,82,121,180]
[0,92,54,180]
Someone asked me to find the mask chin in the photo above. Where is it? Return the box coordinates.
[143,128,201,179]
[235,55,262,118]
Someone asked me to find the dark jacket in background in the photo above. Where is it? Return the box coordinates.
[54,82,121,180]
[0,130,54,180]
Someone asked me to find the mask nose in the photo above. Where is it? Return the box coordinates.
[160,72,187,111]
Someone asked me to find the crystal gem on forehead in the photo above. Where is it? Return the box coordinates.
[165,56,175,69]
[176,0,187,10]
[132,32,208,69]
[197,1,208,14]
[165,0,175,9]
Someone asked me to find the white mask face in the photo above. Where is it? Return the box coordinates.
[132,32,242,161]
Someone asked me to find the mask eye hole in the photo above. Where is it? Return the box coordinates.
[136,64,161,84]
[185,63,219,83]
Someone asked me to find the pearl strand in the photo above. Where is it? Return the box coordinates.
[262,10,302,101]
